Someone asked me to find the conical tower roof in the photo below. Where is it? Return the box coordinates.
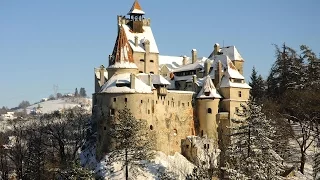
[109,25,137,68]
[127,0,145,15]
[197,75,221,99]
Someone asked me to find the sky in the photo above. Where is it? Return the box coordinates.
[0,0,319,108]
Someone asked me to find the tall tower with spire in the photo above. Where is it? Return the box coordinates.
[113,0,159,75]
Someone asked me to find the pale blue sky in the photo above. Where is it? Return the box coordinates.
[0,0,319,108]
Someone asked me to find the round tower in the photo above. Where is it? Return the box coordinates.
[196,76,222,142]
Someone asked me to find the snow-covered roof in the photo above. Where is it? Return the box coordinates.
[159,55,190,71]
[208,45,244,61]
[122,24,159,53]
[109,25,135,68]
[127,0,145,15]
[173,57,207,72]
[100,73,153,93]
[220,46,243,61]
[220,73,251,89]
[108,62,138,69]
[197,76,221,99]
[209,55,244,80]
[137,73,171,85]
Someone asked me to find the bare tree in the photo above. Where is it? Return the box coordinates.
[7,124,28,179]
[41,107,90,169]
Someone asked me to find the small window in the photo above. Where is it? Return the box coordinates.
[104,126,106,130]
[188,102,190,106]
[148,110,150,114]
[207,144,210,149]
[150,71,154,74]
[113,98,116,102]
[156,101,158,104]
[110,109,115,115]
[140,59,145,62]
[182,103,185,107]
[125,98,127,102]
[238,91,242,97]
[168,101,170,105]
[207,108,212,114]
[150,125,153,130]
[186,145,189,148]
[141,100,143,103]
[173,129,177,136]
[139,71,143,73]
[150,60,154,63]
[204,144,207,149]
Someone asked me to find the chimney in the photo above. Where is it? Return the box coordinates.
[192,75,197,92]
[191,49,197,64]
[204,60,211,76]
[182,55,188,65]
[144,39,150,53]
[214,43,220,55]
[134,36,139,47]
[214,61,222,88]
[130,73,135,89]
[99,65,105,86]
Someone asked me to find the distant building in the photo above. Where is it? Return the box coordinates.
[92,0,251,163]
[0,112,16,120]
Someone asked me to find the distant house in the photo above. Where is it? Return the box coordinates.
[0,112,16,120]
[41,98,48,102]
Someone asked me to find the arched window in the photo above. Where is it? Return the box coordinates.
[207,108,212,114]
[150,125,153,130]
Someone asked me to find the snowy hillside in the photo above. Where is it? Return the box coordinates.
[16,98,92,114]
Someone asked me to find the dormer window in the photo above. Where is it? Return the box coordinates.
[204,91,210,96]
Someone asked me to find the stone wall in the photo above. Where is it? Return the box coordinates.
[94,89,196,159]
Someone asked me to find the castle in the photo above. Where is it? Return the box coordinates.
[92,0,251,161]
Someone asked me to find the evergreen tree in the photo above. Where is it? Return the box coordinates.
[249,67,265,102]
[75,88,79,97]
[224,100,283,179]
[106,106,155,180]
[79,87,87,97]
[300,45,320,89]
[266,43,305,99]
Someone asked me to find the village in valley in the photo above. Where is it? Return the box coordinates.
[0,0,320,179]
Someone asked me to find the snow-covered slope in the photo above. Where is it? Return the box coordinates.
[16,98,92,114]
[80,140,195,180]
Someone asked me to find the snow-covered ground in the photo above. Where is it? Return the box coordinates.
[284,122,319,180]
[80,140,195,180]
[17,98,92,114]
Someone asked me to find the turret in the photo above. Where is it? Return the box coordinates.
[191,49,197,64]
[127,0,145,33]
[214,43,220,55]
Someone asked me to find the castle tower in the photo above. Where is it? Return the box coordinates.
[127,0,145,33]
[108,25,138,79]
[218,57,250,121]
[196,76,221,142]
